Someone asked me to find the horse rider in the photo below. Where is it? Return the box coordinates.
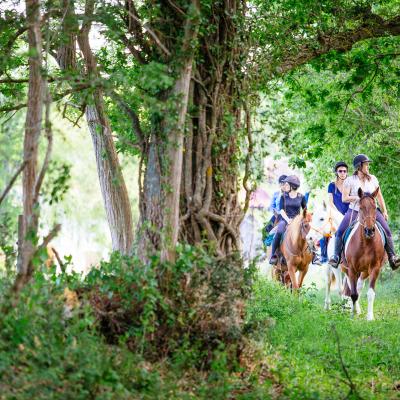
[328,161,350,216]
[264,175,288,234]
[269,175,320,265]
[328,154,400,270]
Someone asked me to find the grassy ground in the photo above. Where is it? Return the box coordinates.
[248,268,400,399]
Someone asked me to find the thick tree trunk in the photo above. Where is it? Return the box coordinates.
[77,0,134,254]
[137,0,200,262]
[85,98,134,254]
[179,0,246,257]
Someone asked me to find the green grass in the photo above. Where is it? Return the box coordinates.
[248,270,400,399]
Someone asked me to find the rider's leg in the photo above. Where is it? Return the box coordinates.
[269,219,287,265]
[265,215,276,234]
[376,210,400,270]
[329,209,358,267]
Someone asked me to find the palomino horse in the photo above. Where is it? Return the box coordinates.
[311,204,345,309]
[274,209,313,289]
[343,187,385,320]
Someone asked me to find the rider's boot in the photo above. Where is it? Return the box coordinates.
[269,232,282,265]
[328,235,342,269]
[384,235,400,271]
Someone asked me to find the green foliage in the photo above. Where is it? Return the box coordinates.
[41,161,72,205]
[263,36,400,222]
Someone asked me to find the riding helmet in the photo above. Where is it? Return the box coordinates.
[278,174,288,184]
[333,161,348,173]
[283,175,300,187]
[353,154,372,169]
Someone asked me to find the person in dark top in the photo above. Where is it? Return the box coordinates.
[269,175,308,265]
[328,161,349,216]
[264,175,288,234]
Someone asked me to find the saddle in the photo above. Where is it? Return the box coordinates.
[342,220,386,255]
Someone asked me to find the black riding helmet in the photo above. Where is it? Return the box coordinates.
[353,154,372,169]
[283,175,300,190]
[333,161,348,173]
[278,174,288,184]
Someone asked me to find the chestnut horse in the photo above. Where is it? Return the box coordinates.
[343,187,385,320]
[274,209,313,289]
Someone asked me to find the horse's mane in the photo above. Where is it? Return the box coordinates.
[286,214,303,242]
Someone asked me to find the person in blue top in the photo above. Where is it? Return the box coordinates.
[319,161,349,262]
[269,175,313,265]
[328,161,349,216]
[264,175,287,234]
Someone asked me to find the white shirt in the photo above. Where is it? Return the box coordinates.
[343,174,379,211]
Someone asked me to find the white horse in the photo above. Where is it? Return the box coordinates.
[311,203,345,310]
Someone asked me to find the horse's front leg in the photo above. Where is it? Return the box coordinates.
[298,265,309,289]
[355,275,365,315]
[287,263,299,290]
[333,267,343,299]
[348,270,359,318]
[367,267,381,321]
[325,265,332,310]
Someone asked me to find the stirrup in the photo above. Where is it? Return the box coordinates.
[269,254,278,265]
[328,255,339,268]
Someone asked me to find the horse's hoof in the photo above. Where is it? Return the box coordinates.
[324,303,331,310]
[367,314,374,321]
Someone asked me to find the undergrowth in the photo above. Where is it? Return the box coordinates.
[0,246,276,399]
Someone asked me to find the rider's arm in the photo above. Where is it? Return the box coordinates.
[278,194,291,222]
[327,183,340,213]
[341,183,358,204]
[376,187,389,220]
[280,209,291,223]
[328,193,337,211]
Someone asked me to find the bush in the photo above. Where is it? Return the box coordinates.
[79,245,256,365]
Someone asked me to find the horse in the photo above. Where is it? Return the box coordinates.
[274,209,313,289]
[311,203,345,309]
[342,187,385,320]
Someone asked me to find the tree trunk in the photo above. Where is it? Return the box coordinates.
[180,0,246,257]
[137,0,200,262]
[76,0,134,255]
[16,0,44,278]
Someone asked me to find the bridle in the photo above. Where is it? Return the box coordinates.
[310,215,336,239]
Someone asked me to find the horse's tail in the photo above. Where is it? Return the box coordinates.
[343,277,351,297]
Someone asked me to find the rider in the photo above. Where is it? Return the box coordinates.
[269,175,315,265]
[328,161,349,216]
[328,154,400,270]
[320,161,349,262]
[264,175,288,234]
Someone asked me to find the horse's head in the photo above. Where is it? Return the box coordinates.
[308,203,335,242]
[358,187,378,239]
[300,208,313,240]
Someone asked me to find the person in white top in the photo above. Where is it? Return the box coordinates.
[329,154,399,270]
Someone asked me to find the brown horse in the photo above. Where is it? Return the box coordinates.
[343,187,385,320]
[274,209,313,289]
